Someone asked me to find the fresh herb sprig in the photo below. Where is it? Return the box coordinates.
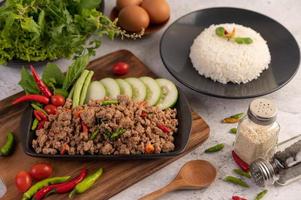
[215,26,253,45]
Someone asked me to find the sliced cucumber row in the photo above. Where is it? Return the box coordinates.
[86,77,178,109]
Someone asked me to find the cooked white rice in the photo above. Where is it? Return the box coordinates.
[189,23,271,84]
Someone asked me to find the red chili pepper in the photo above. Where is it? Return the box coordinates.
[30,65,52,98]
[82,122,88,133]
[141,111,148,118]
[232,151,249,172]
[12,94,49,105]
[34,110,42,121]
[37,120,45,130]
[232,195,247,200]
[157,123,170,133]
[33,168,87,200]
[60,143,69,155]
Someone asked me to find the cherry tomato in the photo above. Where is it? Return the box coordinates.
[15,171,32,192]
[51,95,65,107]
[29,163,53,181]
[44,104,57,115]
[112,62,129,76]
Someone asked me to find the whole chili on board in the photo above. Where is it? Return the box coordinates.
[232,151,249,172]
[30,65,52,98]
[31,103,48,115]
[33,168,87,200]
[157,123,170,133]
[37,121,46,130]
[12,94,49,105]
[0,132,14,156]
[223,176,249,188]
[223,113,244,123]
[69,168,103,198]
[22,176,71,200]
[34,110,47,121]
[31,119,39,130]
[205,143,224,153]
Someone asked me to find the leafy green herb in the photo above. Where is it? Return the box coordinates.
[0,0,128,64]
[42,63,65,88]
[255,189,268,200]
[235,37,253,44]
[111,128,126,140]
[223,176,249,188]
[233,169,251,178]
[230,128,237,134]
[18,67,40,94]
[205,143,224,153]
[215,27,225,37]
[62,54,90,91]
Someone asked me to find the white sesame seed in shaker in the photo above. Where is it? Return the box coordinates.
[233,98,280,165]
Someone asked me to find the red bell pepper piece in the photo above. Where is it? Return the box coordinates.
[12,94,49,105]
[157,123,170,133]
[33,168,87,200]
[232,151,249,172]
[30,65,52,98]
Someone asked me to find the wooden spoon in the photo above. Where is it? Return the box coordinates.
[139,160,217,200]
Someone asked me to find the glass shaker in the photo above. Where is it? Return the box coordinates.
[250,134,301,186]
[234,98,280,165]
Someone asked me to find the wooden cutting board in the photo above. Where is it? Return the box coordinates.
[0,50,210,200]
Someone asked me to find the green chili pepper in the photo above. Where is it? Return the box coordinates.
[235,37,253,45]
[230,113,244,119]
[215,27,225,37]
[205,143,224,153]
[31,103,48,115]
[223,176,249,188]
[0,132,15,156]
[255,189,268,200]
[111,128,125,140]
[101,100,118,106]
[230,128,237,134]
[22,176,71,200]
[69,168,103,198]
[90,129,99,140]
[233,169,251,178]
[31,119,39,131]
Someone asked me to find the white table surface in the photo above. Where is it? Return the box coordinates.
[1,0,301,199]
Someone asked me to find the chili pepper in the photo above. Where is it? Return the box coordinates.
[141,111,148,118]
[233,169,251,178]
[37,120,46,130]
[223,176,249,188]
[230,128,237,134]
[101,100,118,106]
[34,110,47,121]
[30,65,52,98]
[157,123,170,133]
[0,132,14,156]
[82,122,89,133]
[223,113,244,123]
[31,103,48,116]
[255,189,268,200]
[60,143,70,155]
[31,119,39,130]
[69,168,103,198]
[232,195,247,200]
[205,143,224,153]
[232,151,249,172]
[22,176,71,200]
[12,94,49,105]
[90,129,99,140]
[33,168,87,200]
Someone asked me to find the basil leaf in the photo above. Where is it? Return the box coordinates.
[19,67,40,94]
[42,63,65,88]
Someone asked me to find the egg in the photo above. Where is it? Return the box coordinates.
[116,0,143,11]
[141,0,170,24]
[118,5,150,32]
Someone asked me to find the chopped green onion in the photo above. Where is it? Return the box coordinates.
[215,27,225,37]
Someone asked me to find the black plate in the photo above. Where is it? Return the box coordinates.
[160,7,300,99]
[21,86,192,159]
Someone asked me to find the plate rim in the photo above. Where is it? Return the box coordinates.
[160,7,300,99]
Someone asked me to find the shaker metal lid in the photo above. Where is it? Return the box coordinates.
[248,98,278,125]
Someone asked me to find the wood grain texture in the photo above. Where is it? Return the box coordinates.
[0,50,210,200]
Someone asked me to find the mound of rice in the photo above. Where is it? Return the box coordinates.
[189,23,271,84]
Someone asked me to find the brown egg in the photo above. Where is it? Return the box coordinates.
[118,5,150,32]
[141,0,170,24]
[116,0,143,11]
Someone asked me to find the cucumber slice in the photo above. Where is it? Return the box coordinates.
[116,79,133,98]
[85,81,106,102]
[140,76,161,106]
[100,78,120,99]
[156,79,178,109]
[125,78,146,101]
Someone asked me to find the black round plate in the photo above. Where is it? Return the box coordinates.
[160,7,300,99]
